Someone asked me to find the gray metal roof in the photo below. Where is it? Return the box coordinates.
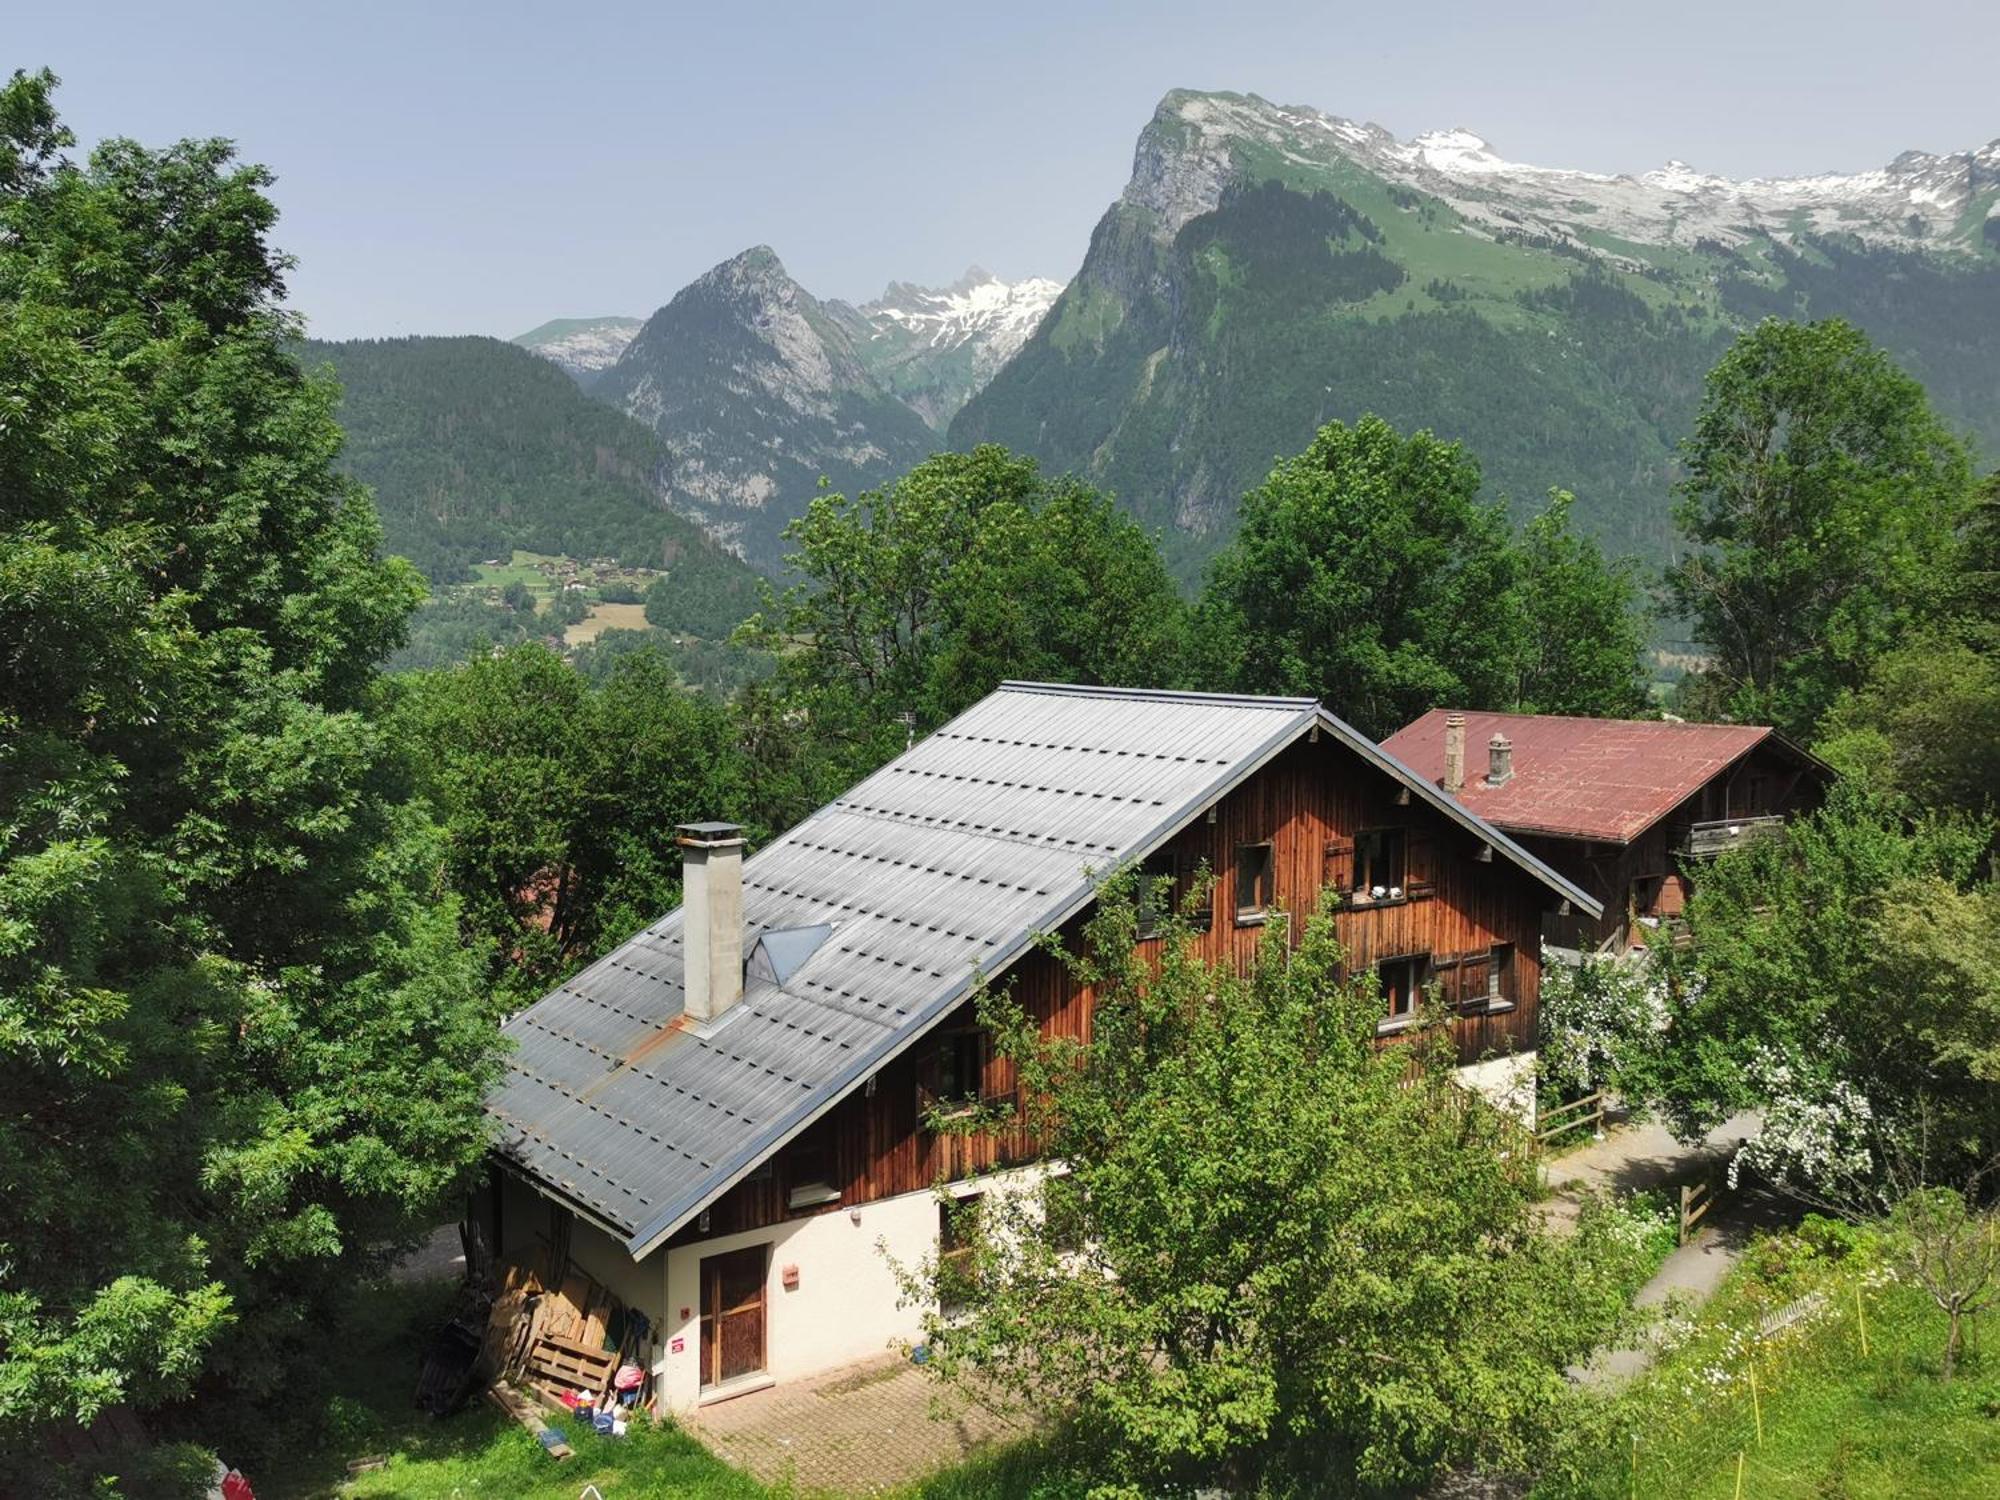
[488,682,1598,1258]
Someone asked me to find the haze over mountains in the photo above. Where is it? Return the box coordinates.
[326,89,2000,584]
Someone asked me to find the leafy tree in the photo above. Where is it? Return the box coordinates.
[1200,415,1519,738]
[1653,784,1997,1196]
[904,888,1650,1493]
[391,644,745,996]
[384,592,535,672]
[1510,489,1648,717]
[1816,635,2000,815]
[641,557,760,637]
[549,586,590,628]
[0,68,502,1481]
[1537,952,1662,1104]
[501,578,535,613]
[1813,468,2000,818]
[1666,318,1975,738]
[746,445,1189,806]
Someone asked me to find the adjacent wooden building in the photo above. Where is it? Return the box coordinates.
[1381,709,1830,953]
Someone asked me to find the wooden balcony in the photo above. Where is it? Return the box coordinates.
[1678,814,1787,858]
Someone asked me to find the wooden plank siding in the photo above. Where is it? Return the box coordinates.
[670,734,1557,1250]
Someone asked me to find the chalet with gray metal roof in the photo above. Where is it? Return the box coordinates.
[483,682,1598,1411]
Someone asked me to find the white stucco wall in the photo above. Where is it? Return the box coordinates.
[1455,1049,1538,1129]
[656,1166,1045,1413]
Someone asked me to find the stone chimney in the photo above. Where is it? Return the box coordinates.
[677,822,746,1023]
[1485,733,1514,788]
[1442,712,1467,795]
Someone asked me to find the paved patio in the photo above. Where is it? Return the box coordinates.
[686,1353,1029,1495]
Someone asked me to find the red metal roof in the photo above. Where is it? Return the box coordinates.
[1379,710,1776,845]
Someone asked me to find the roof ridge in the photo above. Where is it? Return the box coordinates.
[1413,706,1776,734]
[997,680,1319,710]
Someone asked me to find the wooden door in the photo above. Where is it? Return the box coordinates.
[700,1245,767,1388]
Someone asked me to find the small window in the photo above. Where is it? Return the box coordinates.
[1377,954,1429,1027]
[1486,943,1514,1010]
[1353,828,1408,901]
[939,1194,983,1318]
[937,1029,983,1106]
[1234,842,1274,924]
[1136,850,1177,939]
[785,1137,840,1211]
[1136,851,1212,936]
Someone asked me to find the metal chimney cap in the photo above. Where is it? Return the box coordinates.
[676,821,745,847]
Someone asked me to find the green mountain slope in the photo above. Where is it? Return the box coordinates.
[300,336,760,610]
[953,91,2000,577]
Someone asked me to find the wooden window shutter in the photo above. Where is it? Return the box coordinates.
[1449,950,1490,1008]
[1323,839,1354,895]
[1405,828,1435,897]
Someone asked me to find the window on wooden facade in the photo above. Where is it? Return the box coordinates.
[1376,953,1429,1030]
[1353,827,1408,902]
[785,1136,841,1211]
[1486,942,1515,1011]
[921,1027,985,1124]
[939,1193,984,1318]
[1137,850,1213,938]
[1234,841,1274,925]
[1136,851,1175,939]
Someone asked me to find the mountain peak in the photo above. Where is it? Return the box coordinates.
[705,244,794,288]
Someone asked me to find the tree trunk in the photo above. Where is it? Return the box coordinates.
[1943,1306,1963,1382]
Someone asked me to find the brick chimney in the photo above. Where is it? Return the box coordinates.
[677,822,746,1023]
[1485,733,1514,788]
[1442,712,1467,795]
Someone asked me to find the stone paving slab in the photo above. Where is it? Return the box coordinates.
[687,1353,1029,1495]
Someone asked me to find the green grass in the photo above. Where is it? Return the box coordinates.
[468,550,567,599]
[1543,1232,2000,1499]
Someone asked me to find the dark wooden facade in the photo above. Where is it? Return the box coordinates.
[671,733,1562,1251]
[1530,738,1823,952]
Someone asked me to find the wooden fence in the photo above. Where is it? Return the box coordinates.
[1680,1174,1721,1245]
[1534,1090,1606,1150]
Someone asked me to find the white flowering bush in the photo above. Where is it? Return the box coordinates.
[1726,1045,1879,1194]
[1537,947,1663,1102]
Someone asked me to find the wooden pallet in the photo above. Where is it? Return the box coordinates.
[524,1333,617,1407]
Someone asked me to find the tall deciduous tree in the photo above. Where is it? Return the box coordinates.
[745,445,1189,817]
[391,643,746,999]
[1667,318,1974,739]
[905,889,1650,1493]
[1653,785,1998,1196]
[1511,489,1648,717]
[0,70,501,1485]
[1200,416,1519,738]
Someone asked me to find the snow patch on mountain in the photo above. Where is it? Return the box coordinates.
[828,268,1063,428]
[865,268,1064,363]
[512,316,642,381]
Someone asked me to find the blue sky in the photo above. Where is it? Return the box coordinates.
[15,1,1997,340]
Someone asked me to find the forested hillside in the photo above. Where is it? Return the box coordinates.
[954,91,2000,576]
[300,335,759,607]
